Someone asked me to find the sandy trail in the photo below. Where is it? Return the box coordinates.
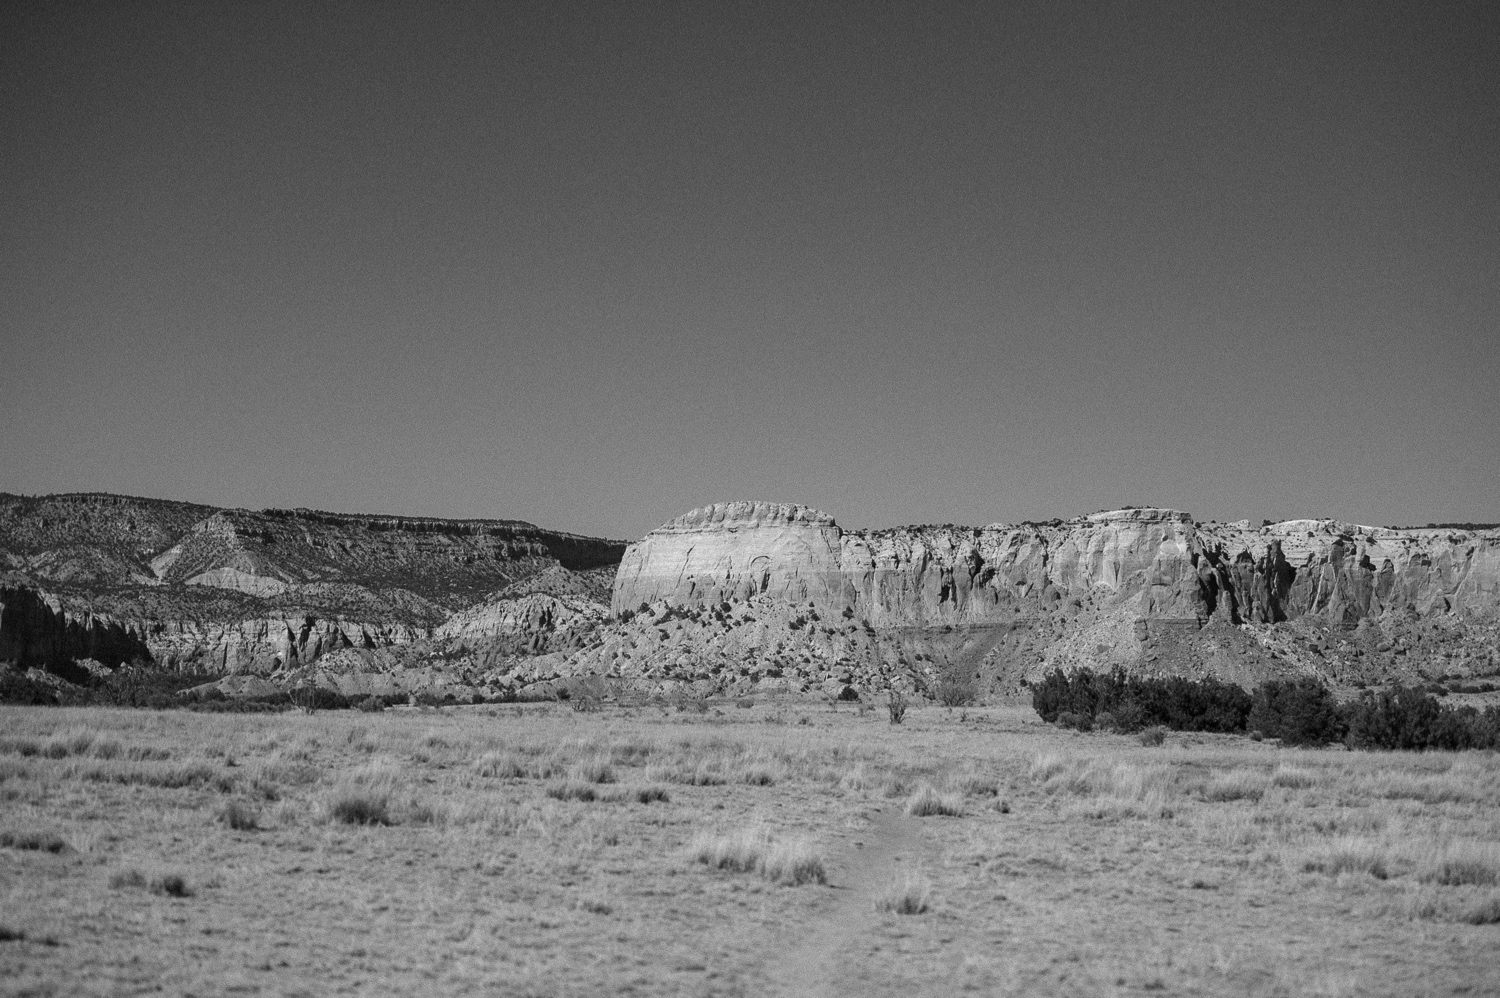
[763,805,929,997]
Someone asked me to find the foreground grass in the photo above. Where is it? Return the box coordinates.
[1,702,1498,996]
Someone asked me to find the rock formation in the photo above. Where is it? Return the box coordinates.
[599,504,1500,697]
[3,492,1497,703]
[616,505,1499,630]
[612,502,846,613]
[0,493,626,675]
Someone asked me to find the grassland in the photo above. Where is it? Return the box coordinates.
[2,700,1498,996]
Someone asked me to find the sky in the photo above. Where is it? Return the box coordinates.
[2,1,1497,540]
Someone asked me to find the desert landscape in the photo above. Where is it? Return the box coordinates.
[6,3,1498,994]
[4,700,1500,997]
[4,494,1500,996]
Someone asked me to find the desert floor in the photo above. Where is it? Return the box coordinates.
[2,700,1499,997]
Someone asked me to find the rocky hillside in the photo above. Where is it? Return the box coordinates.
[572,503,1500,700]
[4,494,1497,704]
[0,493,626,675]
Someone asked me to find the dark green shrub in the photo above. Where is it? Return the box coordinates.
[1342,687,1500,751]
[1247,678,1344,746]
[0,669,58,706]
[327,790,391,825]
[1029,668,1249,734]
[1055,711,1093,732]
[150,873,193,898]
[290,685,352,712]
[185,697,281,713]
[219,800,260,831]
[1133,676,1251,733]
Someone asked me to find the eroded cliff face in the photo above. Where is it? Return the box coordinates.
[0,583,153,670]
[5,493,1497,701]
[611,502,845,613]
[600,504,1500,696]
[0,493,627,676]
[615,505,1500,631]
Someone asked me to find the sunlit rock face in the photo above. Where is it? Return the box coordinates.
[0,492,628,674]
[611,502,846,614]
[615,504,1500,631]
[617,506,1214,627]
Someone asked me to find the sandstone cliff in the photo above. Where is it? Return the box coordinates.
[615,504,1499,631]
[597,503,1500,697]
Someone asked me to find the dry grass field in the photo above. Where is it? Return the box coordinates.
[3,700,1499,997]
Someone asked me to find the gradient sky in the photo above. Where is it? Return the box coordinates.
[2,1,1496,540]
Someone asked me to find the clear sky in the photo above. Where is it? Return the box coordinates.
[2,1,1496,540]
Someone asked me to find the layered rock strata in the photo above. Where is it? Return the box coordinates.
[615,504,1500,631]
[5,493,1497,702]
[0,493,627,674]
[598,503,1500,696]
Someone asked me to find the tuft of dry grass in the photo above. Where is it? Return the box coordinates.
[691,827,766,874]
[69,760,228,790]
[1028,751,1071,783]
[760,839,827,886]
[219,800,260,831]
[690,826,826,886]
[1,829,69,853]
[957,773,1000,798]
[875,871,931,915]
[546,782,599,802]
[42,727,95,759]
[1202,769,1268,803]
[1299,837,1389,879]
[1271,764,1318,789]
[650,760,727,786]
[1462,894,1500,925]
[325,788,392,825]
[1414,840,1500,887]
[151,873,193,898]
[108,868,147,889]
[905,784,963,817]
[472,751,527,779]
[836,762,870,792]
[1359,769,1484,806]
[881,776,912,799]
[735,759,786,786]
[571,756,617,784]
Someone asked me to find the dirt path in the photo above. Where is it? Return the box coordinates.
[763,805,929,997]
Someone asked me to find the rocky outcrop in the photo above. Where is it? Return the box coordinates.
[612,502,845,613]
[1,493,627,603]
[0,581,153,671]
[0,576,429,674]
[0,493,628,677]
[616,505,1500,632]
[436,593,608,655]
[5,492,1497,701]
[603,504,1500,695]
